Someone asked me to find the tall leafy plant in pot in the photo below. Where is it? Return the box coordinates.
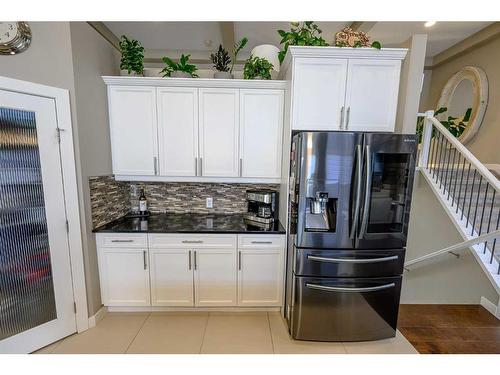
[277,21,329,64]
[211,44,232,78]
[119,35,145,76]
[160,54,198,78]
[243,55,274,80]
[230,37,248,75]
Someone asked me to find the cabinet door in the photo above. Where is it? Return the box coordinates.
[194,248,237,306]
[157,88,199,176]
[238,248,284,306]
[292,57,348,131]
[240,89,284,178]
[199,88,239,177]
[149,248,194,306]
[107,86,158,175]
[344,59,401,132]
[98,247,150,306]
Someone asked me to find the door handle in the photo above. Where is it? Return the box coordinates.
[182,240,203,244]
[306,282,395,293]
[195,157,198,176]
[199,157,203,176]
[111,239,134,243]
[238,251,242,270]
[339,106,345,130]
[194,250,197,270]
[153,157,158,175]
[250,241,273,244]
[307,255,399,264]
[143,250,147,270]
[346,107,351,129]
[350,144,362,239]
[359,145,372,239]
[188,250,192,270]
[239,158,243,177]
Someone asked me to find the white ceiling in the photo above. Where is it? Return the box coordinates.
[104,21,493,59]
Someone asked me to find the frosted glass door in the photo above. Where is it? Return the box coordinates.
[0,91,76,353]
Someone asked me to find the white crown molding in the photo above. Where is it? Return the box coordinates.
[102,76,286,89]
[279,46,408,79]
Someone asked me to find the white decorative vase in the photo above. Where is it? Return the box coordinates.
[214,71,233,79]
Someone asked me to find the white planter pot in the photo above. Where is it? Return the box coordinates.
[120,70,144,77]
[214,71,233,79]
[170,71,192,78]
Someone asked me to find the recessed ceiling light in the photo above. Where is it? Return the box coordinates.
[424,21,436,28]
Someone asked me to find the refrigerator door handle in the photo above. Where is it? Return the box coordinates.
[349,144,363,239]
[307,255,399,264]
[306,282,396,293]
[359,144,372,239]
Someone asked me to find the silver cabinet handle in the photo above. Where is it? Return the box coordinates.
[188,250,192,270]
[251,241,273,244]
[340,106,345,130]
[111,239,134,243]
[350,145,363,239]
[359,145,372,239]
[199,157,203,176]
[238,251,242,270]
[239,158,243,177]
[143,250,147,270]
[195,157,198,176]
[307,255,398,264]
[182,240,203,244]
[346,107,351,129]
[153,157,158,175]
[306,282,395,293]
[194,250,197,270]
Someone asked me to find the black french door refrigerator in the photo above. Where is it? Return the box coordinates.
[285,131,417,342]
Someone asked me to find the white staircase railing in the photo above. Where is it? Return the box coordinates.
[406,110,500,291]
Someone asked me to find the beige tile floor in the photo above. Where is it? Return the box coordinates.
[33,312,418,354]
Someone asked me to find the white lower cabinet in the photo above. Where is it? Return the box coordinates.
[98,247,151,307]
[194,248,237,307]
[97,233,285,308]
[149,248,194,306]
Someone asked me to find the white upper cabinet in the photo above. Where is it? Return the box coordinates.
[292,57,348,131]
[107,86,158,175]
[344,59,402,132]
[199,88,240,177]
[240,89,284,178]
[281,47,407,132]
[157,87,199,176]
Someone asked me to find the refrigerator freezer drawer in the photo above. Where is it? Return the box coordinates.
[291,276,402,342]
[294,248,405,278]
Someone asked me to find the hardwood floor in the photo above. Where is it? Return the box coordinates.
[398,304,500,354]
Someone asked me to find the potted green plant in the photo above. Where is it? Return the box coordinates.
[243,55,274,80]
[277,21,329,64]
[230,37,248,75]
[160,54,198,78]
[210,44,232,79]
[119,35,145,76]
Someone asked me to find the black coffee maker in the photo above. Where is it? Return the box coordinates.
[244,189,279,229]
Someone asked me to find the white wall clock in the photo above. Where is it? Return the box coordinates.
[0,22,32,55]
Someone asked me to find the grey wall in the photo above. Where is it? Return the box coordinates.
[69,22,120,315]
[0,22,119,317]
[401,170,499,304]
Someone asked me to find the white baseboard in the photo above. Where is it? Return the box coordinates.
[107,306,281,313]
[88,306,108,328]
[480,296,500,319]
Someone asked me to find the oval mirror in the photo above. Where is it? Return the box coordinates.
[436,66,488,144]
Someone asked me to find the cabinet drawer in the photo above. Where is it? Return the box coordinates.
[96,233,148,248]
[148,234,236,249]
[238,234,285,249]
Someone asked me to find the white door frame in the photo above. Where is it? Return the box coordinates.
[0,76,89,332]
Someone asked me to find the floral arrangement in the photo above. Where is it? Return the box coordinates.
[334,27,381,49]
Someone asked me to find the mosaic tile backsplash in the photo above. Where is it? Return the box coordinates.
[89,175,279,229]
[89,175,129,229]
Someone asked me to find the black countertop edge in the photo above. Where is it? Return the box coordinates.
[92,213,286,234]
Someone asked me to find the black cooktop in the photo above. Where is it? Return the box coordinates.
[93,213,286,234]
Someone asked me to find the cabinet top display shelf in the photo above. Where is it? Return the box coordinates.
[279,46,408,77]
[102,76,287,90]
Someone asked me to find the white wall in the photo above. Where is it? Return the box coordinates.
[401,170,499,304]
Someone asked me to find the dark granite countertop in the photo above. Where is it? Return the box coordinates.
[93,213,286,234]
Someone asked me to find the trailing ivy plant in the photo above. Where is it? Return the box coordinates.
[230,37,248,74]
[243,55,274,80]
[277,21,329,64]
[211,44,231,72]
[160,54,198,77]
[119,35,145,75]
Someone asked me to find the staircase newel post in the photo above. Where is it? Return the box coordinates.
[418,109,435,168]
